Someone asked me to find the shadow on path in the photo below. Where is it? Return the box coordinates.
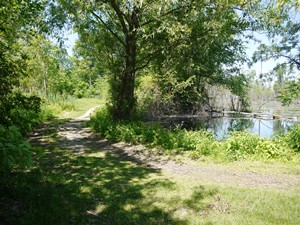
[0,118,188,225]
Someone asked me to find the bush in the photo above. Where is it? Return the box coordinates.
[89,108,298,162]
[192,131,221,158]
[90,108,219,155]
[0,92,42,134]
[0,126,32,172]
[89,108,186,150]
[285,125,300,152]
[224,132,260,160]
[224,131,292,161]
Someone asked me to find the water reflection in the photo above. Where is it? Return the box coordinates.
[206,118,295,139]
[159,116,296,139]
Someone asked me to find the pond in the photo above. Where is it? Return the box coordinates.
[159,116,297,140]
[206,117,295,140]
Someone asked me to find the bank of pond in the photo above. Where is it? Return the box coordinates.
[158,116,298,140]
[89,109,300,162]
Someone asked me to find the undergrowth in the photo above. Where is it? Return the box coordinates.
[40,94,77,120]
[89,108,300,162]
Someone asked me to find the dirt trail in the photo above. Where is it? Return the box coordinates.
[113,143,300,189]
[32,108,300,190]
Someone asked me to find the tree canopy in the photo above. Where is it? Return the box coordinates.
[53,0,291,119]
[252,1,300,104]
[1,0,298,121]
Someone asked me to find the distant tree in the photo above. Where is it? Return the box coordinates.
[278,80,300,105]
[20,34,61,96]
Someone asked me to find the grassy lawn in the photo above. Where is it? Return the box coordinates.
[1,102,299,225]
[1,127,299,225]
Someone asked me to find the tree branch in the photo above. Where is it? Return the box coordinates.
[91,11,126,47]
[108,0,129,34]
[135,57,151,72]
[278,54,300,67]
[141,1,194,27]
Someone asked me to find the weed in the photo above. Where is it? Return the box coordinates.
[89,108,299,162]
[285,125,300,152]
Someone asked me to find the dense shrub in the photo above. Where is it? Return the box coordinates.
[0,92,42,135]
[0,92,45,172]
[89,108,298,162]
[225,132,260,160]
[90,108,223,158]
[285,125,300,152]
[0,126,32,172]
[224,132,290,161]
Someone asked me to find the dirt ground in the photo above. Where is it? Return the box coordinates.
[30,109,300,190]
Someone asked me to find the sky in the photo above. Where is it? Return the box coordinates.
[64,31,78,56]
[244,34,282,75]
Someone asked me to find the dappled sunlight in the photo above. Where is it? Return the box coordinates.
[2,115,299,224]
[7,117,191,224]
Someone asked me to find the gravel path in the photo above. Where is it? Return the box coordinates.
[31,108,300,190]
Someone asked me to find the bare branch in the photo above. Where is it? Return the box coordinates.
[278,54,300,67]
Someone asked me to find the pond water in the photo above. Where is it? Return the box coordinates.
[205,117,295,140]
[159,116,297,139]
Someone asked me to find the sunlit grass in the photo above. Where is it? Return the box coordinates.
[1,103,299,224]
[1,129,299,224]
[180,158,300,176]
[58,98,105,119]
[41,97,105,120]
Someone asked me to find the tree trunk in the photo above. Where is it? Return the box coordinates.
[112,34,137,120]
[108,3,140,120]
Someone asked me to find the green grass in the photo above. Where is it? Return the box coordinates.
[1,104,299,224]
[89,108,300,163]
[0,118,300,225]
[42,97,104,120]
[57,98,105,119]
[1,129,299,224]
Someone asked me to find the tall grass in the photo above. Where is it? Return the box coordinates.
[39,94,78,120]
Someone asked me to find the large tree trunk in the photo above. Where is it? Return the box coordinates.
[108,2,140,120]
[112,34,137,120]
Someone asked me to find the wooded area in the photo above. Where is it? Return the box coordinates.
[1,1,300,224]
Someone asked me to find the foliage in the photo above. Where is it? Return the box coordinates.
[89,108,215,152]
[69,57,108,99]
[0,0,46,133]
[284,125,300,152]
[89,108,298,162]
[0,126,32,172]
[253,18,300,72]
[277,80,300,106]
[0,0,45,95]
[55,0,285,119]
[0,92,42,134]
[20,33,64,96]
[224,132,290,161]
[252,3,300,105]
